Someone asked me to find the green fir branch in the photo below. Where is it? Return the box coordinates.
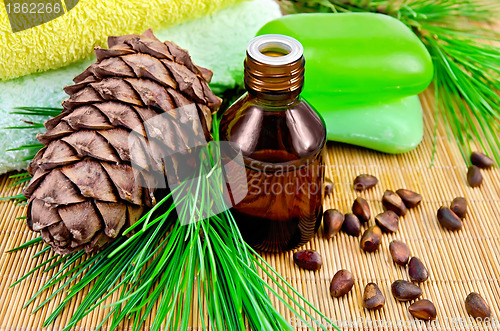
[9,114,339,330]
[13,177,338,330]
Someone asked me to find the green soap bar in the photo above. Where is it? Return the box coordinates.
[257,13,433,104]
[257,12,431,153]
[309,94,423,154]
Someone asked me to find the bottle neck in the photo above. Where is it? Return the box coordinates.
[246,88,302,107]
[244,35,305,105]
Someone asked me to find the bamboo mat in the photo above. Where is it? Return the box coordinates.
[1,85,500,330]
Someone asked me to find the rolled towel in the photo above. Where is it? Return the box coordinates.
[0,0,242,80]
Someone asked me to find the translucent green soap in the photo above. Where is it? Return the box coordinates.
[257,13,434,154]
[313,95,423,154]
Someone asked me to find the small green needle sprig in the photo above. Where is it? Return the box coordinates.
[281,0,500,165]
[13,168,336,330]
[8,107,339,330]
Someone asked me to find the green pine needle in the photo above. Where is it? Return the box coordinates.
[4,123,45,129]
[281,0,500,165]
[0,193,26,201]
[7,144,44,152]
[8,172,30,178]
[6,236,42,253]
[10,106,63,117]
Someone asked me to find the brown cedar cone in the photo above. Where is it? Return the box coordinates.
[23,29,221,254]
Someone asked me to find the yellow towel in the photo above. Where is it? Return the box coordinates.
[0,0,241,80]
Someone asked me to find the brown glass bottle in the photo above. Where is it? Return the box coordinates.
[219,35,326,252]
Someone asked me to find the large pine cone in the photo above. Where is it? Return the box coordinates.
[23,30,221,254]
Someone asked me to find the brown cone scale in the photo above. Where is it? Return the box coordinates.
[24,30,221,254]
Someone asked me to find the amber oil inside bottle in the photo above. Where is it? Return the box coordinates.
[219,35,326,252]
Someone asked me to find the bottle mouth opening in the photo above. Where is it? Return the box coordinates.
[247,34,303,66]
[260,43,290,57]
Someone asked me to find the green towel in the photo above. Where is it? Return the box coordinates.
[0,0,282,174]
